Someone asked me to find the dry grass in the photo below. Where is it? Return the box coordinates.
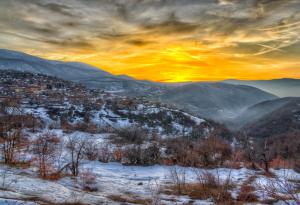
[52,203,89,205]
[164,171,235,205]
[236,184,258,203]
[236,175,259,204]
[41,172,64,181]
[8,160,32,169]
[257,174,300,204]
[108,194,152,205]
[164,183,234,205]
[0,196,90,205]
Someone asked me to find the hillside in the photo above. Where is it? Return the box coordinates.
[158,82,278,122]
[0,49,166,97]
[241,97,300,138]
[0,49,281,124]
[228,97,298,129]
[224,79,300,97]
[0,70,211,137]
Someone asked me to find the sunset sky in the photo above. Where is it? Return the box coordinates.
[0,0,300,82]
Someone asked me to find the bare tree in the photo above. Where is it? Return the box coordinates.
[169,167,186,195]
[238,132,257,169]
[0,128,23,164]
[0,97,26,165]
[66,136,87,176]
[260,139,272,173]
[84,139,99,161]
[98,143,111,163]
[33,132,61,178]
[197,136,232,167]
[148,179,162,205]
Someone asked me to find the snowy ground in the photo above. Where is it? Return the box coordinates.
[0,128,299,204]
[0,161,299,205]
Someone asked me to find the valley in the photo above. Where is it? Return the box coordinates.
[0,67,299,204]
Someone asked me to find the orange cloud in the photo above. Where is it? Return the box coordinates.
[1,0,300,82]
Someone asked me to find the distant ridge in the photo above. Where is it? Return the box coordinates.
[0,49,167,96]
[224,78,300,97]
[241,97,300,138]
[159,82,277,122]
[228,97,298,129]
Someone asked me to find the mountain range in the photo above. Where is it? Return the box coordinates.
[0,49,166,97]
[158,82,277,122]
[1,49,300,126]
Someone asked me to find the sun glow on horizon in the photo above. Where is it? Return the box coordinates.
[1,0,300,82]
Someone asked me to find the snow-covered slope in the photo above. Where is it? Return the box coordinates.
[0,70,209,137]
[0,49,112,77]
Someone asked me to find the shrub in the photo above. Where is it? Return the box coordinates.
[237,184,258,203]
[98,143,111,163]
[163,136,232,167]
[121,143,161,165]
[112,146,123,162]
[166,170,235,204]
[84,140,99,161]
[141,143,161,165]
[113,127,146,145]
[122,145,142,165]
[163,137,192,166]
[79,170,98,192]
[197,136,232,167]
[169,167,186,195]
